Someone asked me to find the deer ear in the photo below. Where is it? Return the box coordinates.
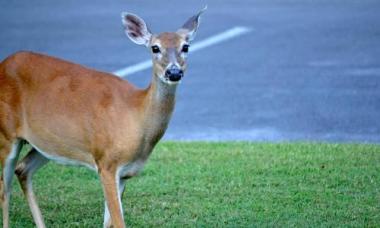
[178,6,207,42]
[121,12,152,46]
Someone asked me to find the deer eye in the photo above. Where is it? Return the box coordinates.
[151,45,160,54]
[181,44,189,53]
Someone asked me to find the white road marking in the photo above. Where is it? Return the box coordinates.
[113,26,251,77]
[346,68,380,76]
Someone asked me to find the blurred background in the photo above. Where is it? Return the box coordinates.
[1,0,379,142]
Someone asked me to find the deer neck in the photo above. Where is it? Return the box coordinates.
[142,73,177,145]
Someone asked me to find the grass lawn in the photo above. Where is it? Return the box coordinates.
[3,142,380,227]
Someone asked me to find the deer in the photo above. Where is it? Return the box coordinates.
[0,7,206,228]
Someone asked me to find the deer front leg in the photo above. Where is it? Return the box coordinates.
[15,147,49,228]
[99,168,125,228]
[103,177,127,228]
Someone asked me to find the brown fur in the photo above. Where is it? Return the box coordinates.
[0,51,175,228]
[3,51,177,166]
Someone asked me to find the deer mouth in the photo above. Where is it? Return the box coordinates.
[161,75,182,85]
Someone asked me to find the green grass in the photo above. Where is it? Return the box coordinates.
[3,142,380,227]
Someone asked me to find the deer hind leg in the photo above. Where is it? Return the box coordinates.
[0,139,23,228]
[15,147,48,228]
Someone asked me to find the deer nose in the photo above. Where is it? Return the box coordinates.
[165,67,183,82]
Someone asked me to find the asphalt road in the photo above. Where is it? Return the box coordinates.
[1,0,380,142]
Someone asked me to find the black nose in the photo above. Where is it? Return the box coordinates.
[165,68,183,82]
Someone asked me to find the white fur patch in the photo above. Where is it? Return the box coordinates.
[103,201,111,228]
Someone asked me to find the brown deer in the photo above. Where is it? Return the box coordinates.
[0,7,206,228]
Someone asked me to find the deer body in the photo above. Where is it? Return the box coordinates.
[1,52,170,170]
[0,8,205,228]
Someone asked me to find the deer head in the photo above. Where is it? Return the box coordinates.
[121,7,206,85]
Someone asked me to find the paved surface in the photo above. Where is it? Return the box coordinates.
[1,0,380,142]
